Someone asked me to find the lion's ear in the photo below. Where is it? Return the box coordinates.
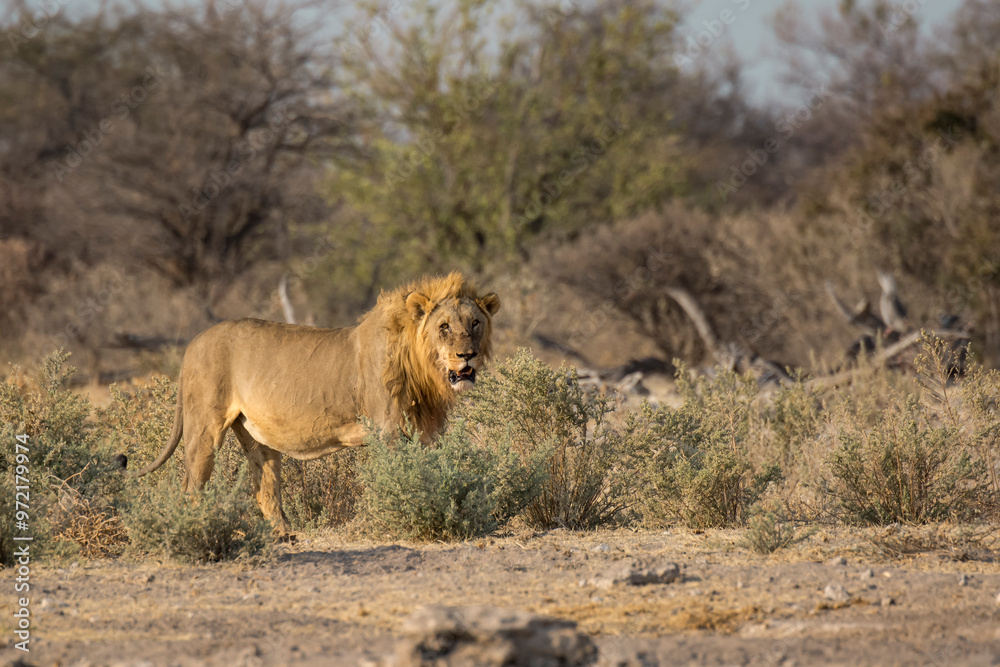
[478,292,500,316]
[405,291,432,321]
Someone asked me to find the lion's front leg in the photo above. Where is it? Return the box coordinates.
[256,447,292,538]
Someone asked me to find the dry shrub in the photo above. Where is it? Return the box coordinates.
[0,350,130,560]
[866,523,998,561]
[916,336,1000,498]
[49,484,128,558]
[536,207,776,365]
[636,366,783,529]
[458,350,636,529]
[283,449,367,530]
[825,336,1000,525]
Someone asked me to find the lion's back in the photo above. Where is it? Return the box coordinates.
[182,319,364,411]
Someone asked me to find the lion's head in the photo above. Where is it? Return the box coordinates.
[406,285,499,392]
[379,272,500,432]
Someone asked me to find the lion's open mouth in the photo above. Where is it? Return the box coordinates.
[448,367,476,386]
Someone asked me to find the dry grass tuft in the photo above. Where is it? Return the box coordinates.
[49,483,128,558]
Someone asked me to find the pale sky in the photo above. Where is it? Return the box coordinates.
[677,0,966,104]
[52,0,969,105]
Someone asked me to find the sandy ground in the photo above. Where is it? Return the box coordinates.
[3,526,1000,666]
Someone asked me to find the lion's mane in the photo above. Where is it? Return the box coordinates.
[372,272,495,435]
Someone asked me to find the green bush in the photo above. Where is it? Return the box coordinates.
[458,350,641,529]
[0,351,106,487]
[739,509,812,555]
[0,351,126,560]
[122,464,271,563]
[638,366,782,528]
[359,419,545,540]
[828,396,994,525]
[99,376,178,474]
[104,375,272,561]
[0,477,13,566]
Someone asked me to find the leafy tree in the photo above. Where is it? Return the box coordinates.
[323,0,687,278]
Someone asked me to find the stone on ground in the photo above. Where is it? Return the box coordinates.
[391,605,597,666]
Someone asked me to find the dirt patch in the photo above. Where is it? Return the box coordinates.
[2,527,1000,666]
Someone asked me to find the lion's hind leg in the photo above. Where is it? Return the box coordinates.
[180,412,234,494]
[231,420,294,539]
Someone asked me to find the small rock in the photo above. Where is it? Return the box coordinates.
[823,583,849,603]
[392,605,597,667]
[858,569,874,580]
[591,544,610,552]
[826,556,847,567]
[589,559,681,589]
[959,574,970,587]
[881,597,895,607]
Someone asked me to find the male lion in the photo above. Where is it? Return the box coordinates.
[132,272,500,537]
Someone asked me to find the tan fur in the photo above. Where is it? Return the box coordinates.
[132,272,500,536]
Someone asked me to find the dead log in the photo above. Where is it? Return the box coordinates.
[806,329,970,390]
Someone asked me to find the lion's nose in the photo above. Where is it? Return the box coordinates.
[457,351,477,361]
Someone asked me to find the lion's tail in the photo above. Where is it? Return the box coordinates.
[130,376,184,477]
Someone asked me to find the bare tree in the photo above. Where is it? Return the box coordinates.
[1,0,356,295]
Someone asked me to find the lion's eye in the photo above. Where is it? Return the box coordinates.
[472,320,480,329]
[440,323,450,333]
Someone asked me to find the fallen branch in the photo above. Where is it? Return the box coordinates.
[806,329,970,390]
